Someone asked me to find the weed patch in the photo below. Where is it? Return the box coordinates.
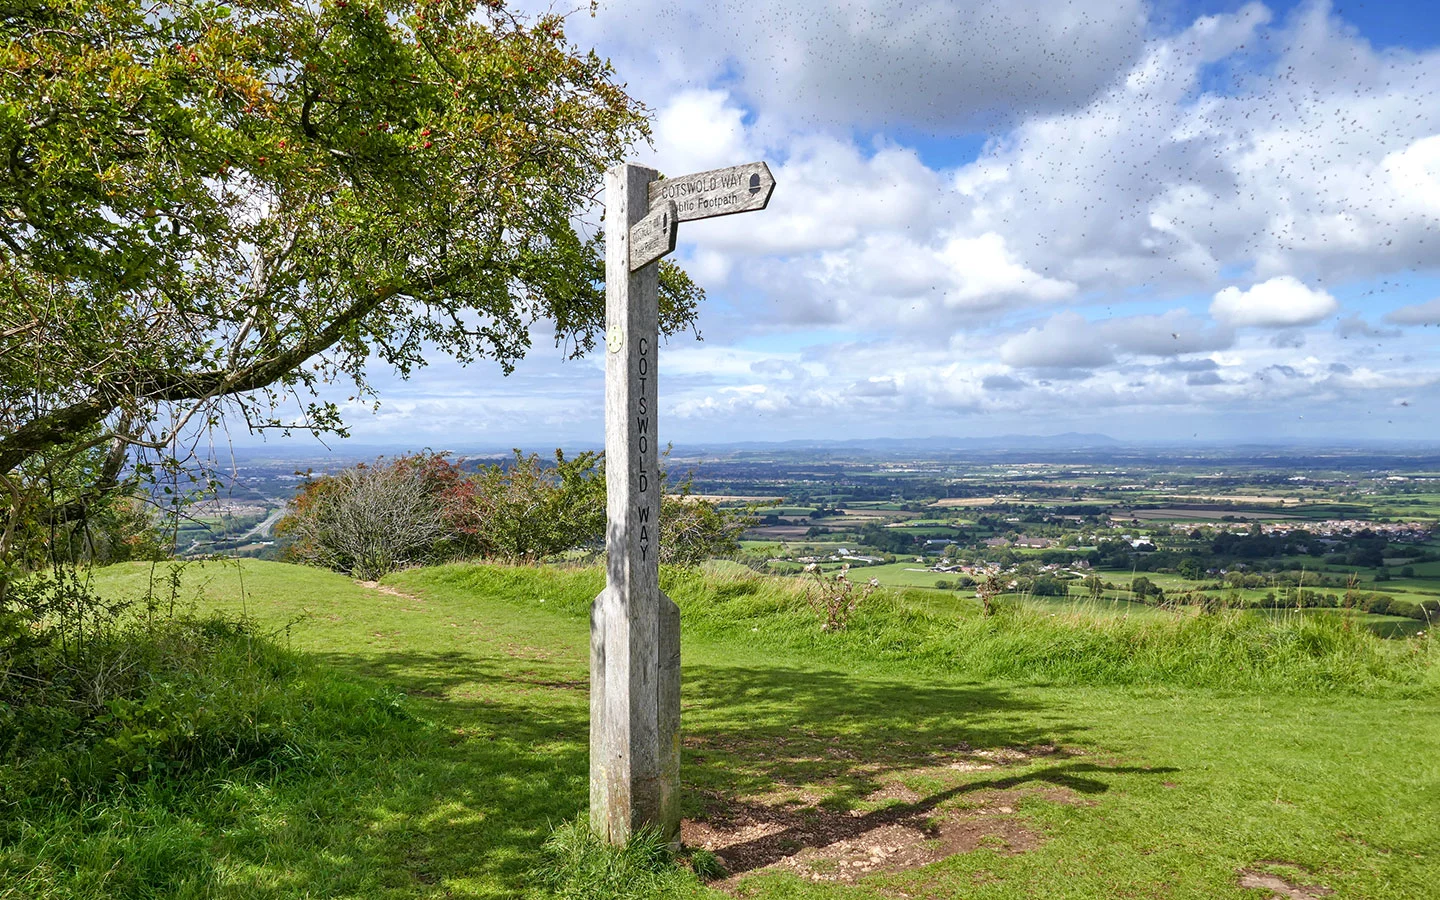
[534,818,703,900]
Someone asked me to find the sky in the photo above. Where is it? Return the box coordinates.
[258,0,1440,452]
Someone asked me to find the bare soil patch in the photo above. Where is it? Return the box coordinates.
[1237,862,1335,899]
[684,744,1089,889]
[688,495,785,504]
[685,788,1054,887]
[357,580,424,601]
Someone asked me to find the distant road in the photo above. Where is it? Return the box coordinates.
[240,508,285,541]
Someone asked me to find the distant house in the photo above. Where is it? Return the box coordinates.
[1015,535,1056,549]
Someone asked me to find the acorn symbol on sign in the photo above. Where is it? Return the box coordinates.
[748,173,761,195]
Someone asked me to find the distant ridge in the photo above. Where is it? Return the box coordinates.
[223,433,1440,462]
[672,432,1123,454]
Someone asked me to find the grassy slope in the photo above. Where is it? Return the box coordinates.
[46,559,1440,899]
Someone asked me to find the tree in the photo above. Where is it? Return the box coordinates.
[0,0,701,584]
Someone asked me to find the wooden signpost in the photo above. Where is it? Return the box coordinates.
[591,161,775,846]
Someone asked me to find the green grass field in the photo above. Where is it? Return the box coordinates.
[6,559,1437,898]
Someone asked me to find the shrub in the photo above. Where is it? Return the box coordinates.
[280,449,749,574]
[659,474,747,566]
[448,449,607,563]
[279,454,456,579]
[802,563,878,631]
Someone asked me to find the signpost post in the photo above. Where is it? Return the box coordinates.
[591,160,775,846]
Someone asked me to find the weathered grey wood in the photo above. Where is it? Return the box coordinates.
[629,200,679,271]
[657,590,681,832]
[648,161,775,222]
[591,162,676,845]
[592,158,774,848]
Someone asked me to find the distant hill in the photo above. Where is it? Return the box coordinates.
[674,433,1122,454]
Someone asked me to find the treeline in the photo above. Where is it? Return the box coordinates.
[1106,576,1437,621]
[277,451,748,580]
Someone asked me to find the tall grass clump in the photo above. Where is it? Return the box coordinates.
[533,818,703,900]
[1,567,425,897]
[666,565,1439,694]
[400,562,1437,695]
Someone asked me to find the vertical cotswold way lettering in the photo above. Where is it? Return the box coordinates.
[637,337,651,561]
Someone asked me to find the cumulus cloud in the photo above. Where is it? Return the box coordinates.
[1000,313,1117,369]
[1385,298,1440,325]
[997,309,1232,370]
[1383,134,1440,212]
[559,0,1147,129]
[672,135,951,258]
[943,2,1440,293]
[644,90,755,178]
[1210,276,1339,328]
[806,230,1076,320]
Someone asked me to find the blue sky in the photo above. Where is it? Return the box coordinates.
[245,0,1440,453]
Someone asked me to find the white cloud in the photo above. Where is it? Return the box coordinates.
[1210,276,1339,328]
[559,0,1148,129]
[1385,298,1440,325]
[1384,134,1440,212]
[691,137,951,257]
[997,309,1232,370]
[806,230,1075,323]
[1000,313,1117,369]
[642,90,755,180]
[942,2,1440,294]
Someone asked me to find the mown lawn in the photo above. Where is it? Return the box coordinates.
[10,559,1437,899]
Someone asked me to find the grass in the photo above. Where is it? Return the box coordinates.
[5,558,1437,898]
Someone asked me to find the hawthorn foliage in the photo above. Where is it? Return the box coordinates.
[0,0,703,584]
[276,451,747,576]
[449,450,607,564]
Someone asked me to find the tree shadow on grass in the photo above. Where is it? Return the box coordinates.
[203,651,1155,897]
[202,648,593,898]
[693,760,1177,876]
[676,665,1177,877]
[679,664,1094,810]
